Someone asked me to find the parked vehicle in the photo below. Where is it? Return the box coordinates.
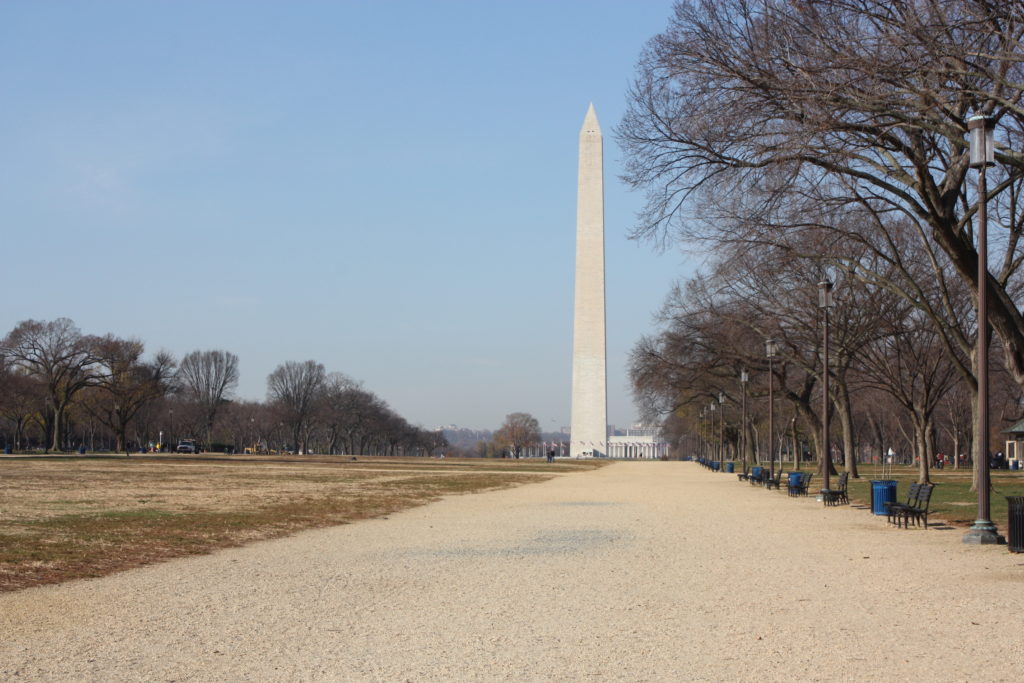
[176,439,198,454]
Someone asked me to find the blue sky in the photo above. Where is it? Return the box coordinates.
[0,0,691,432]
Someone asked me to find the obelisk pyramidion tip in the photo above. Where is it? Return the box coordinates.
[581,103,601,135]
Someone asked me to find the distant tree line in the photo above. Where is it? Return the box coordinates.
[0,317,447,457]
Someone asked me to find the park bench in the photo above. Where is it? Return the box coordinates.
[788,472,813,497]
[820,471,849,506]
[765,470,783,490]
[737,464,750,482]
[895,483,935,529]
[886,482,922,526]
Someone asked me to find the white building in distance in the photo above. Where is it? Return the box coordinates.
[607,424,669,460]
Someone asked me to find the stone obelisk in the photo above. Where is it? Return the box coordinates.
[570,104,607,458]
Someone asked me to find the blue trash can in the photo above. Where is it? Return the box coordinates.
[751,466,763,480]
[1012,460,1019,471]
[712,461,720,471]
[725,462,735,473]
[788,471,803,490]
[870,480,898,515]
[3,446,10,455]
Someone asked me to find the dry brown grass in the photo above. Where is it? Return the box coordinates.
[0,454,605,593]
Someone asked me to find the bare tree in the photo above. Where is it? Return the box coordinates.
[267,360,326,454]
[494,412,540,458]
[87,337,175,455]
[1,318,101,451]
[315,372,359,455]
[856,310,960,483]
[0,364,43,451]
[176,350,239,448]
[618,0,1024,482]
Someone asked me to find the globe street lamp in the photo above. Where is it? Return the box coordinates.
[964,113,1004,545]
[766,339,778,479]
[819,278,834,495]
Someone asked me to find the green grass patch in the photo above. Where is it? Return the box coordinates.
[820,465,1024,526]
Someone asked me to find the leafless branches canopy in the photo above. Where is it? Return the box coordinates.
[620,1,1024,478]
[177,350,240,445]
[493,412,541,458]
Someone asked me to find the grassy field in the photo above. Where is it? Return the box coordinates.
[0,454,606,593]
[761,463,1024,526]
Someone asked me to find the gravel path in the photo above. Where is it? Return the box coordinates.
[2,462,1022,681]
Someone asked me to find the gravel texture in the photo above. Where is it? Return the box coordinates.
[2,461,1023,681]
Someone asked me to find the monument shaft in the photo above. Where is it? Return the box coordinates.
[570,104,607,458]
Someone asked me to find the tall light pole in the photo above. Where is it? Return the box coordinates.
[709,401,717,465]
[718,391,726,465]
[740,369,749,471]
[698,408,704,460]
[964,113,1004,545]
[819,278,834,494]
[766,339,778,479]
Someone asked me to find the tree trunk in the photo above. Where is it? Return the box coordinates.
[835,384,859,478]
[50,405,64,453]
[913,414,931,484]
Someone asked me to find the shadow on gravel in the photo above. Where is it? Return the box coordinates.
[553,501,621,507]
[401,528,626,560]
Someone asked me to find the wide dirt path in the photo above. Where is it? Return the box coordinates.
[1,462,1022,681]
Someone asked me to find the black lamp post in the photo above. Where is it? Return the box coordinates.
[766,339,778,478]
[699,407,705,460]
[718,391,726,466]
[709,401,717,465]
[819,278,834,495]
[740,369,749,471]
[964,113,1004,545]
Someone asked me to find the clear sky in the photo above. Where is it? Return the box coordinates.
[0,0,691,432]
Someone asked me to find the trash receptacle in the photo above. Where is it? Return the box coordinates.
[725,461,735,473]
[78,446,86,455]
[1007,497,1024,553]
[788,471,803,492]
[3,446,10,455]
[751,466,763,480]
[712,461,720,471]
[871,480,898,515]
[1012,460,1020,471]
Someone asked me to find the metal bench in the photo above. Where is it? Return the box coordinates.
[820,471,849,505]
[895,483,935,529]
[886,482,921,526]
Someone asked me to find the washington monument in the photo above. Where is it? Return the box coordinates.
[570,104,607,458]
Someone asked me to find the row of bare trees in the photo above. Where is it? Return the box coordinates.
[619,0,1024,487]
[0,318,446,457]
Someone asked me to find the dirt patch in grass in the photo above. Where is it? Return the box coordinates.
[0,455,605,592]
